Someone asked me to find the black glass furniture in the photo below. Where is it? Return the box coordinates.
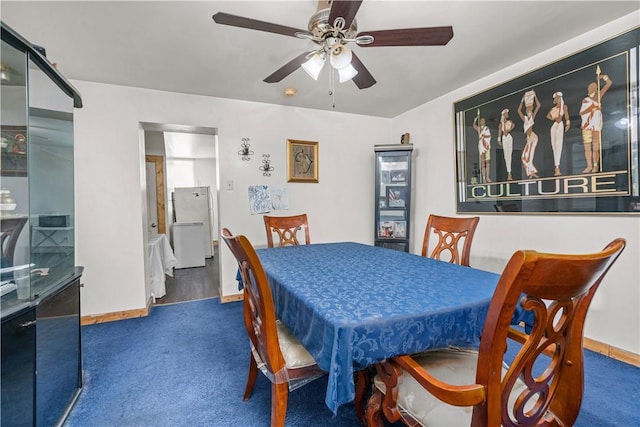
[1,21,83,427]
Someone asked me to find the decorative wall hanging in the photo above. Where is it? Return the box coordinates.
[259,154,274,176]
[238,138,253,161]
[454,27,639,214]
[247,185,270,214]
[269,186,289,210]
[287,139,319,183]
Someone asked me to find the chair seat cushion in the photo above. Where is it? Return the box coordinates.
[373,348,527,427]
[276,320,317,369]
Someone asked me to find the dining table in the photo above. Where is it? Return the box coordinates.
[255,242,529,414]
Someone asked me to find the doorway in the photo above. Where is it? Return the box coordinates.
[140,122,220,305]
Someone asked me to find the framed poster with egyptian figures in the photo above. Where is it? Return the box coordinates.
[454,27,640,214]
[287,139,319,183]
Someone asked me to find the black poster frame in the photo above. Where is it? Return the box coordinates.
[454,27,640,214]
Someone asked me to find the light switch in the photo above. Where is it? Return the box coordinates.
[225,180,234,191]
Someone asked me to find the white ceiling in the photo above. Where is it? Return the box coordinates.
[2,1,639,118]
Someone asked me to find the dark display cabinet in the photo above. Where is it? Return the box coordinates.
[1,21,83,427]
[374,144,414,252]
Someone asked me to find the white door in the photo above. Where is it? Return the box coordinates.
[145,162,159,236]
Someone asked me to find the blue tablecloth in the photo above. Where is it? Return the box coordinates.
[256,242,519,414]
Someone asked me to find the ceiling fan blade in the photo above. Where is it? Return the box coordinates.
[263,51,313,83]
[212,12,306,38]
[328,0,363,29]
[358,27,454,47]
[350,51,376,89]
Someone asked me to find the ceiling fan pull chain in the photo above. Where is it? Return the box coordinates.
[329,68,336,108]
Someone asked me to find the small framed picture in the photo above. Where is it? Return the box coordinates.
[386,187,407,208]
[390,170,406,183]
[393,221,407,238]
[378,220,407,238]
[378,221,394,237]
[287,139,319,183]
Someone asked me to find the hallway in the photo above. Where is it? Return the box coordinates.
[154,244,219,305]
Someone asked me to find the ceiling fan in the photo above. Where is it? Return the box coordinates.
[212,0,453,89]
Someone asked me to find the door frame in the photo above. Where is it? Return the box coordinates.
[145,155,166,235]
[140,122,221,300]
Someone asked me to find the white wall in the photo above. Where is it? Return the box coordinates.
[73,81,390,317]
[391,13,640,354]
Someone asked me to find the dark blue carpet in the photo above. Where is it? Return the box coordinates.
[64,298,639,426]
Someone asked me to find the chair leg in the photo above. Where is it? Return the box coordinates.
[354,368,374,424]
[243,354,258,401]
[271,382,288,427]
[365,389,384,427]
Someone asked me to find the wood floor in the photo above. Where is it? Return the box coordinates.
[154,244,220,305]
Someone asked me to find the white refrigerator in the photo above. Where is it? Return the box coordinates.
[172,186,214,259]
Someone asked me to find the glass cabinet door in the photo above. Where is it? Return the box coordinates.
[27,56,76,292]
[1,38,30,309]
[374,145,413,252]
[1,36,76,312]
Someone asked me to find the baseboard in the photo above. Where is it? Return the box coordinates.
[220,293,243,303]
[81,297,153,325]
[584,337,640,367]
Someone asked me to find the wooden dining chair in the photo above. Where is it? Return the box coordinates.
[221,228,324,427]
[421,214,480,266]
[365,238,626,427]
[263,214,311,248]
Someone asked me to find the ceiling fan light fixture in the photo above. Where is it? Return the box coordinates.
[329,44,353,70]
[337,63,358,83]
[301,53,325,80]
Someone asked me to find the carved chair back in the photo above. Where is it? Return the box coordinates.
[421,214,479,266]
[472,237,626,426]
[264,214,310,248]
